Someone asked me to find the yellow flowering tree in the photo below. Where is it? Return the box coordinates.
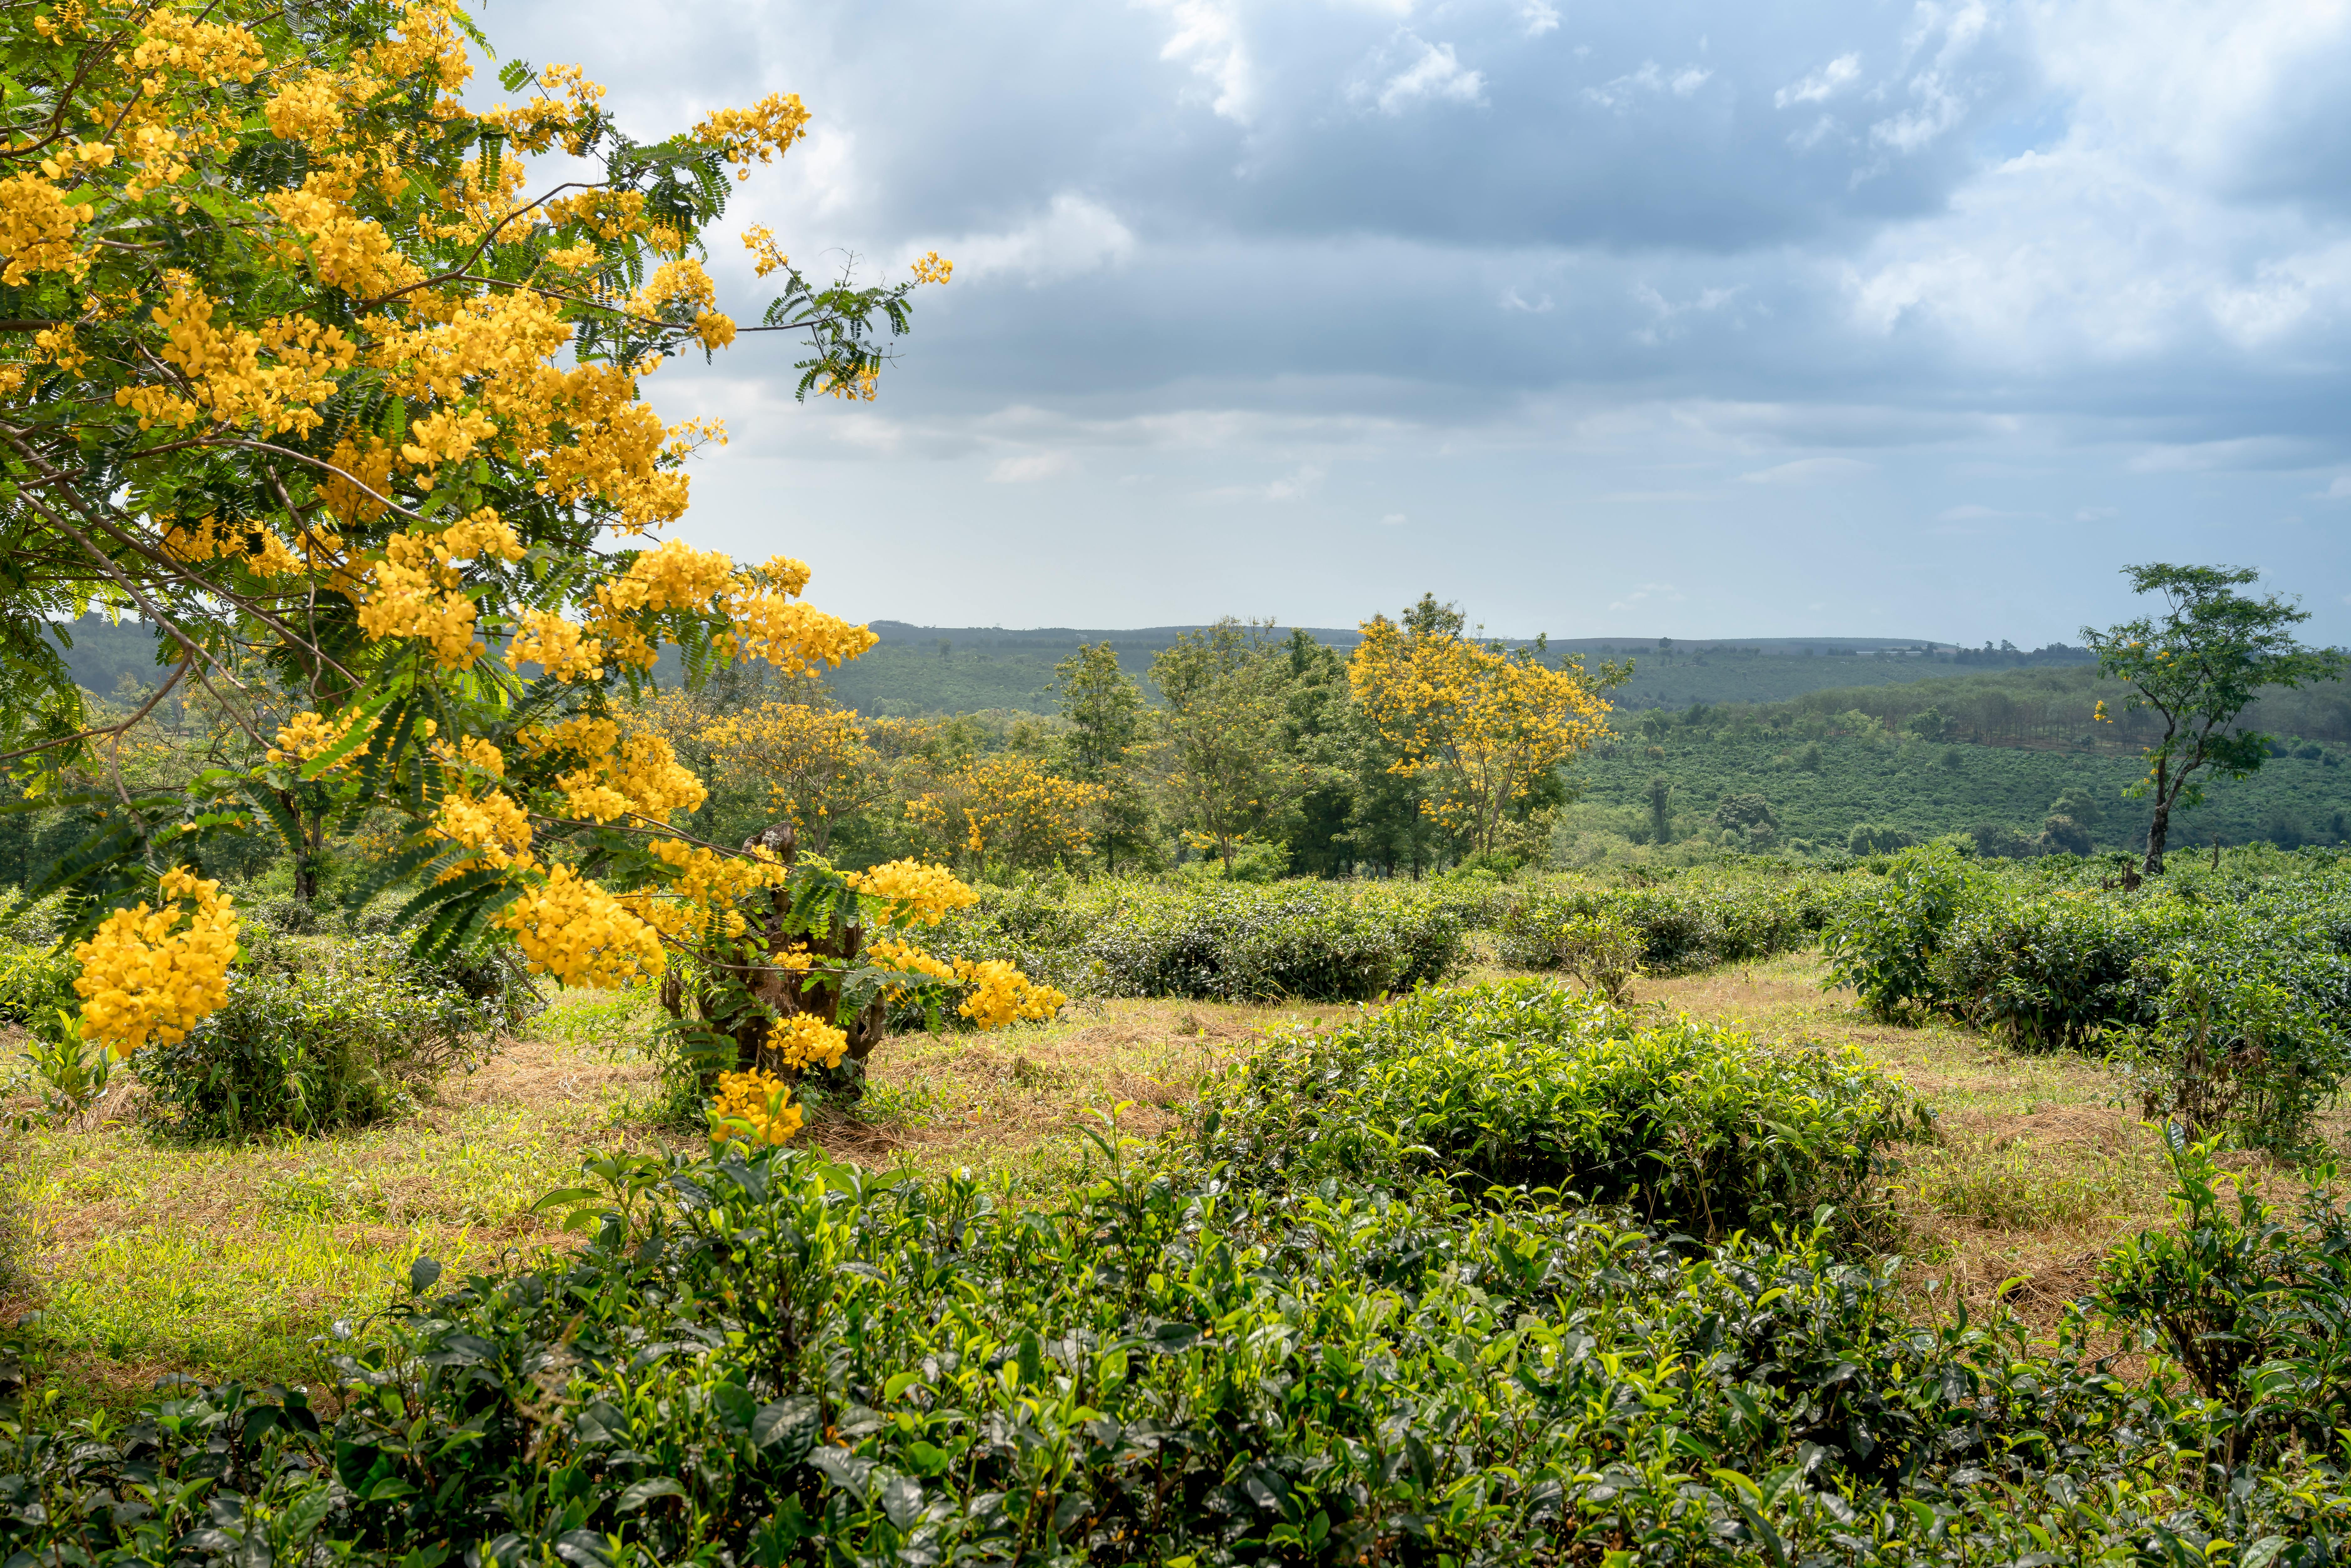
[666,835,1065,1120]
[698,698,892,854]
[0,0,1047,1134]
[904,756,1105,874]
[1348,608,1619,859]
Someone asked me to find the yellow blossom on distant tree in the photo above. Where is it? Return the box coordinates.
[1349,600,1619,858]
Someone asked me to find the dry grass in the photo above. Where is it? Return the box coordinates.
[1632,953,2345,1335]
[5,950,2340,1409]
[817,995,1357,1177]
[0,986,1342,1408]
[1,1018,682,1406]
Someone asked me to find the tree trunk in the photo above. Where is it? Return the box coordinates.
[660,821,887,1103]
[2143,755,2174,875]
[282,789,322,903]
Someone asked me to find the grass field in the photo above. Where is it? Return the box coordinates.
[4,951,2335,1414]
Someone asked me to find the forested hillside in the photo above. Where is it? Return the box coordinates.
[23,611,2351,878]
[37,612,2107,720]
[1568,731,2349,858]
[825,621,2091,715]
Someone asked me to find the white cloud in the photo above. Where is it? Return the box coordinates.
[1605,581,1686,612]
[1265,464,1326,500]
[1775,52,1860,108]
[1379,511,1408,525]
[1500,287,1555,312]
[1142,0,1256,123]
[2322,476,2351,499]
[1937,503,2018,520]
[1584,60,1711,109]
[1376,38,1486,113]
[988,451,1076,483]
[2076,505,2121,520]
[926,193,1135,283]
[1739,457,1874,484]
[2125,435,2308,473]
[1631,282,1742,344]
[1206,463,1327,502]
[1520,0,1561,38]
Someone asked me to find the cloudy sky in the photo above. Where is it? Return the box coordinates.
[485,0,2351,642]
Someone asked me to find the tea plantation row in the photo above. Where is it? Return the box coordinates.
[5,980,2347,1565]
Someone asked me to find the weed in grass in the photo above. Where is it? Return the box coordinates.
[534,983,663,1057]
[1906,1133,2153,1231]
[856,1077,942,1128]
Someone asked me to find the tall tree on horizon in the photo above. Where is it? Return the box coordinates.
[2083,563,2347,873]
[1052,643,1155,872]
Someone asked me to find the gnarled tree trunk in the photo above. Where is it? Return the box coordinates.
[658,821,887,1102]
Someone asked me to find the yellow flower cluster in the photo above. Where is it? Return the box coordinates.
[0,173,94,286]
[865,934,958,983]
[629,836,788,942]
[692,92,811,177]
[862,937,1067,1028]
[909,250,954,285]
[554,731,707,825]
[770,1011,849,1070]
[958,960,1067,1029]
[71,867,240,1058]
[494,863,665,987]
[432,734,506,778]
[433,787,532,871]
[506,610,607,681]
[267,708,379,769]
[115,284,360,436]
[708,1066,804,1145]
[845,859,978,925]
[742,224,788,278]
[357,525,502,667]
[904,758,1103,868]
[132,11,269,85]
[726,591,879,674]
[595,538,736,615]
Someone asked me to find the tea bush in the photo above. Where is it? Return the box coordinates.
[1818,843,1994,1019]
[2097,1134,2351,1467]
[1195,979,1932,1237]
[1497,869,1848,975]
[135,935,494,1137]
[5,1138,2345,1567]
[1825,845,2351,1145]
[915,879,1471,1006]
[0,942,72,1028]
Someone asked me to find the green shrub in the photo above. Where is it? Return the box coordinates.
[1084,884,1445,1002]
[1497,871,1839,975]
[2113,956,2350,1151]
[0,889,70,946]
[135,936,491,1136]
[915,878,1470,1005]
[0,941,73,1027]
[1198,979,1933,1237]
[1819,842,1993,1018]
[1934,890,2175,1050]
[7,1138,2345,1567]
[1847,852,2351,1145]
[2096,1134,2351,1466]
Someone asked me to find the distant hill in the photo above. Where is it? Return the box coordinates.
[826,621,2092,717]
[42,613,2095,718]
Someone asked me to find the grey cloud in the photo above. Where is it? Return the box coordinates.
[470,0,2351,642]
